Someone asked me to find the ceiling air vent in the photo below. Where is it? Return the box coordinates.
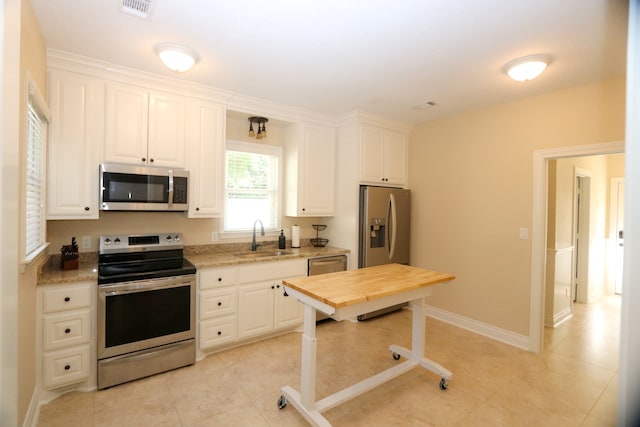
[120,0,155,19]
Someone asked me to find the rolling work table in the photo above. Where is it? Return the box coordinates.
[278,263,456,427]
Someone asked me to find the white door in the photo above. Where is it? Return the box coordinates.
[614,180,625,294]
[573,174,591,303]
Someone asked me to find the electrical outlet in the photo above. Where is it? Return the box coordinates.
[211,231,218,242]
[81,235,91,249]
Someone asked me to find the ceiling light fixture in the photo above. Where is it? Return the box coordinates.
[503,54,551,82]
[154,43,199,73]
[248,116,268,140]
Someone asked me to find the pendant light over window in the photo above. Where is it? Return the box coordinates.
[248,116,268,140]
[154,43,199,73]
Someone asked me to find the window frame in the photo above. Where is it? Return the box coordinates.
[22,78,51,265]
[222,139,283,236]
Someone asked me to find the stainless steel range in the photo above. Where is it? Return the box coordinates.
[97,233,196,389]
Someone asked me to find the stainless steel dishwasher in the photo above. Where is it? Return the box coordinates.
[307,255,348,321]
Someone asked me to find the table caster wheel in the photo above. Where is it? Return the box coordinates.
[277,395,288,409]
[392,352,401,360]
[439,378,449,390]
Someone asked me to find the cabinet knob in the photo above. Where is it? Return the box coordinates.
[271,285,275,289]
[301,208,306,212]
[218,277,222,282]
[276,284,280,288]
[64,365,71,371]
[217,331,222,336]
[149,158,154,163]
[217,301,222,306]
[196,207,200,211]
[84,206,90,211]
[64,296,70,302]
[65,328,71,334]
[141,158,146,162]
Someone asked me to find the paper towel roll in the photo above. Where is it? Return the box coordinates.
[291,225,300,248]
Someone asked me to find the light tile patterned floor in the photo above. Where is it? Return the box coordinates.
[37,295,620,426]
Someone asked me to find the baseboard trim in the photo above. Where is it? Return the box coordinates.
[23,388,40,427]
[424,304,530,351]
[552,307,573,327]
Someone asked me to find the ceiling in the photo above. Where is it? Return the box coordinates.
[31,0,628,125]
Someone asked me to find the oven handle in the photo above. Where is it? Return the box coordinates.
[100,277,194,296]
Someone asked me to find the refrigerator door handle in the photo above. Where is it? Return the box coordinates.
[388,193,397,260]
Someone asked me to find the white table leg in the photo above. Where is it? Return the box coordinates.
[388,298,452,385]
[300,304,317,408]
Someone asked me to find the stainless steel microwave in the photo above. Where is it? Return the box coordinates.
[99,163,189,212]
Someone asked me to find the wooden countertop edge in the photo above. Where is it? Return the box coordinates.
[283,265,455,309]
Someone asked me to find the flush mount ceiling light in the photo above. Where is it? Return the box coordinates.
[503,54,551,82]
[154,43,199,73]
[248,116,268,140]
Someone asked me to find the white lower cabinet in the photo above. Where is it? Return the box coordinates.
[38,282,94,391]
[197,258,306,352]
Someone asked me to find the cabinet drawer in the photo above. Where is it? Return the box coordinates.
[43,285,91,313]
[43,346,90,390]
[199,267,238,289]
[200,288,237,319]
[43,310,91,351]
[199,316,237,349]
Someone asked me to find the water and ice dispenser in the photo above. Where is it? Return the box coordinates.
[369,217,386,248]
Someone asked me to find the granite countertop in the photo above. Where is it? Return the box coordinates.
[38,242,349,286]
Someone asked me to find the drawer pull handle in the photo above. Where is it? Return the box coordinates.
[65,328,71,334]
[64,297,70,302]
[64,365,71,371]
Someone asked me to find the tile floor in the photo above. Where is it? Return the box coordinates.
[37,295,620,426]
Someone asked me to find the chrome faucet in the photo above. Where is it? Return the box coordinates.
[251,219,265,251]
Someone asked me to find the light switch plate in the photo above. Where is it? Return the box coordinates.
[519,228,529,240]
[81,235,91,249]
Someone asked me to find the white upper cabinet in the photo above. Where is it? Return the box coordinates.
[105,82,186,168]
[187,99,225,218]
[47,69,104,219]
[285,122,336,216]
[359,124,408,187]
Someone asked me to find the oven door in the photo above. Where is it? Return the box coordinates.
[98,275,195,360]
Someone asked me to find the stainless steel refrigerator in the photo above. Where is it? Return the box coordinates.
[357,185,410,320]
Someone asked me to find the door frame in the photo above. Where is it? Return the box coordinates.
[530,141,624,352]
[572,168,591,303]
[610,177,625,295]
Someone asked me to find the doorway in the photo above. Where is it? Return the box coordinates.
[573,171,591,304]
[611,178,625,295]
[530,141,624,353]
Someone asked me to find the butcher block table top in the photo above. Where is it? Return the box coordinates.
[282,263,455,309]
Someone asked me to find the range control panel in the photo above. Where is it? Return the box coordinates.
[99,233,183,254]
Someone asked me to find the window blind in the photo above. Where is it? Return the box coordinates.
[224,141,281,232]
[25,101,46,257]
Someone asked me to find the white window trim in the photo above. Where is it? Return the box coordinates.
[21,77,50,268]
[221,139,283,238]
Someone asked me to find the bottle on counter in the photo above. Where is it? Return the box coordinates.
[278,229,286,249]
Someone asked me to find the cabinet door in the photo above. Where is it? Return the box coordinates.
[238,282,274,339]
[187,100,225,217]
[147,91,186,167]
[384,130,408,186]
[47,69,104,219]
[298,124,336,216]
[359,125,386,183]
[104,83,149,165]
[274,282,302,329]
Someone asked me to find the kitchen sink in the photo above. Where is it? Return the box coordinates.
[233,250,294,259]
